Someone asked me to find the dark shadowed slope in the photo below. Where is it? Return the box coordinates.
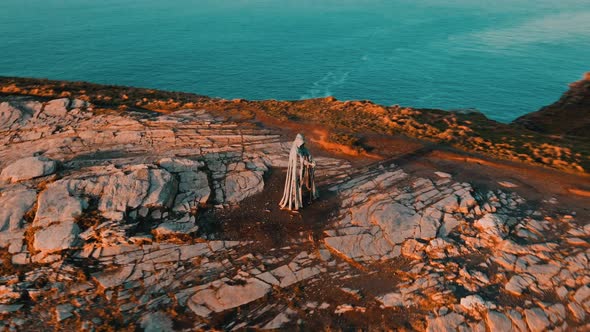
[514,73,590,139]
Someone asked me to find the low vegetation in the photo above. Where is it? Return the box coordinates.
[1,76,587,173]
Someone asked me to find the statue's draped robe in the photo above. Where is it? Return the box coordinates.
[279,142,318,211]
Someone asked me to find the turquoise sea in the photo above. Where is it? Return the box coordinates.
[0,0,588,122]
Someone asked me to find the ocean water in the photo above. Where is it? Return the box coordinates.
[0,0,588,122]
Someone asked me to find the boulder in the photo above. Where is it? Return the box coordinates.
[474,214,507,240]
[33,221,80,253]
[223,170,264,203]
[262,309,295,330]
[32,181,87,253]
[0,101,34,130]
[98,168,151,216]
[485,311,514,332]
[438,214,461,238]
[98,167,177,220]
[1,156,57,183]
[188,278,271,316]
[43,98,70,117]
[70,99,89,109]
[427,312,467,332]
[55,304,74,322]
[142,169,177,208]
[173,170,210,212]
[92,265,134,289]
[376,292,404,307]
[34,181,87,227]
[460,295,493,313]
[505,274,535,295]
[524,308,551,332]
[0,186,37,231]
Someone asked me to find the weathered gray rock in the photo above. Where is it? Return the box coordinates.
[262,309,295,330]
[574,285,590,304]
[98,167,177,220]
[139,311,174,332]
[42,165,178,221]
[70,99,89,109]
[546,303,566,325]
[377,292,404,307]
[324,234,399,262]
[270,263,321,288]
[92,265,134,289]
[438,214,461,238]
[0,156,57,182]
[223,170,264,203]
[0,185,36,232]
[474,214,507,240]
[188,278,271,316]
[34,181,88,227]
[0,101,34,130]
[33,221,80,253]
[524,308,551,332]
[55,304,74,322]
[0,304,24,314]
[486,311,514,332]
[2,92,587,330]
[507,310,528,332]
[97,167,151,217]
[173,170,210,212]
[505,274,535,296]
[153,220,198,237]
[43,98,70,117]
[568,302,586,322]
[427,312,467,332]
[158,157,204,172]
[142,169,178,208]
[460,295,493,313]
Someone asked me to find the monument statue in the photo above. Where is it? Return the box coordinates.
[279,133,318,211]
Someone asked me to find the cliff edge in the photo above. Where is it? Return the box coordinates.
[514,73,590,139]
[0,77,589,330]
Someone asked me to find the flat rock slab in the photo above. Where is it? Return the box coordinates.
[1,156,57,182]
[33,221,80,253]
[55,304,75,322]
[0,185,37,232]
[92,265,134,289]
[188,278,271,316]
[0,304,23,314]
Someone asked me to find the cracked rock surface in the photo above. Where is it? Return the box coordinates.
[0,96,589,331]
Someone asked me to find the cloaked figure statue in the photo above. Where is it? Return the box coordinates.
[279,133,318,211]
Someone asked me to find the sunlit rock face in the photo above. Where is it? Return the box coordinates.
[0,156,57,183]
[0,96,589,331]
[323,166,482,262]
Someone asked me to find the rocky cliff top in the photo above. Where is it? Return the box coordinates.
[1,76,588,174]
[0,78,589,330]
[514,73,590,139]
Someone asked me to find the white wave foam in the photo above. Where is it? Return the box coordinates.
[300,71,349,99]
